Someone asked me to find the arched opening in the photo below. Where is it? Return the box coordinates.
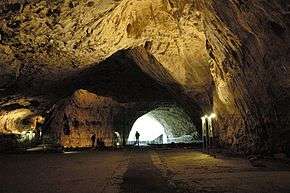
[38,47,203,148]
[127,114,168,145]
[127,105,199,146]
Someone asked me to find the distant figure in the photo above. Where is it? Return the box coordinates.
[96,138,105,149]
[135,131,140,146]
[91,134,96,148]
[100,138,105,148]
[96,138,100,147]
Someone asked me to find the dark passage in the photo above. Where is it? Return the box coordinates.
[121,150,174,193]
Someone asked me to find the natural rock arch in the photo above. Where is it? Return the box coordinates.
[0,0,289,153]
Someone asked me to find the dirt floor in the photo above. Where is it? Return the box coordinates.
[1,149,290,193]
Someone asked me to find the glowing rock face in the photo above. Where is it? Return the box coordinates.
[48,89,121,148]
[0,109,37,134]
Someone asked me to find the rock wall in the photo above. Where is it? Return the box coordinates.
[48,89,122,147]
[198,0,290,153]
[148,106,198,139]
[0,0,289,153]
[0,96,45,134]
[0,0,212,103]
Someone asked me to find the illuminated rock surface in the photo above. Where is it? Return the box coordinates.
[0,97,45,134]
[0,0,289,153]
[48,89,122,147]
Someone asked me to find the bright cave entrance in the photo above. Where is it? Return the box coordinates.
[127,105,199,146]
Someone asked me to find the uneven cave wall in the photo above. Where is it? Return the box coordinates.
[198,0,290,153]
[148,106,199,141]
[0,0,289,153]
[126,47,204,130]
[0,96,46,151]
[48,89,122,148]
[0,96,46,134]
[0,0,211,110]
[0,0,212,107]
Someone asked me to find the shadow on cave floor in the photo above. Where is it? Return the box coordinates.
[120,150,175,193]
[1,149,290,193]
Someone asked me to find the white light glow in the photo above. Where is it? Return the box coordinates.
[209,113,216,119]
[202,113,217,120]
[114,132,120,137]
[18,131,35,142]
[128,114,167,145]
[63,151,80,154]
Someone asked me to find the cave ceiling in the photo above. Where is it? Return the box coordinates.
[1,0,290,153]
[0,0,212,108]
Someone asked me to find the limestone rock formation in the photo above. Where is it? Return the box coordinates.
[0,0,289,153]
[0,97,45,134]
[48,89,122,147]
[199,0,290,153]
[148,106,198,139]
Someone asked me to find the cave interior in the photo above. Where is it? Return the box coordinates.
[0,0,290,155]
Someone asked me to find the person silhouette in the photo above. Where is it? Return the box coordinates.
[91,134,96,148]
[96,138,100,148]
[100,138,105,148]
[135,131,140,146]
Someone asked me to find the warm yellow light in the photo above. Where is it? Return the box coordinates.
[210,113,216,119]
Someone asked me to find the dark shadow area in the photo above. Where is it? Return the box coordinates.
[2,49,177,106]
[72,50,175,103]
[121,150,175,193]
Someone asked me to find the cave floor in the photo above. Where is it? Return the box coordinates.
[1,149,290,193]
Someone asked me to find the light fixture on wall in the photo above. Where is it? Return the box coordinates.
[201,113,216,120]
[201,112,217,151]
[209,113,216,119]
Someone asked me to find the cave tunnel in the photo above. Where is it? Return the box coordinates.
[0,0,289,156]
[0,46,203,150]
[127,105,199,146]
[1,1,290,193]
[0,0,290,193]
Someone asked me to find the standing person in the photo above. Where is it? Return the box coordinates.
[96,138,100,148]
[100,138,105,149]
[91,134,96,148]
[135,131,140,146]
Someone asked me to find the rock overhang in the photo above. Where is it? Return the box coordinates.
[0,0,289,153]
